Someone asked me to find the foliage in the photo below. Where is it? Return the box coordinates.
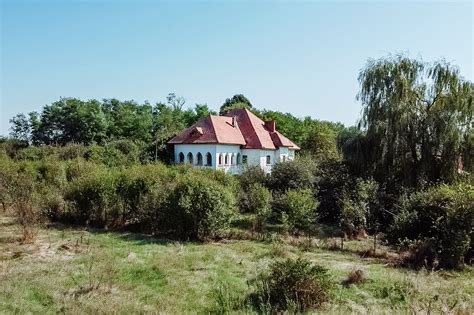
[220,94,253,114]
[164,173,236,240]
[65,165,120,226]
[388,183,474,269]
[276,188,318,233]
[240,183,272,231]
[314,160,351,223]
[339,178,378,238]
[239,165,268,192]
[269,157,316,192]
[301,123,341,162]
[252,258,333,312]
[358,55,473,189]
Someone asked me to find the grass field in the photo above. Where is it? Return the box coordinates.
[1,214,473,314]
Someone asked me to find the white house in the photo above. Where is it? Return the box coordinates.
[168,108,300,174]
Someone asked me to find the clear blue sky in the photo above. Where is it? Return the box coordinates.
[1,0,472,136]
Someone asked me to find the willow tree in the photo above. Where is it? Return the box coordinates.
[357,55,473,189]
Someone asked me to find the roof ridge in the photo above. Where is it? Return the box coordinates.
[240,108,263,149]
[208,115,220,143]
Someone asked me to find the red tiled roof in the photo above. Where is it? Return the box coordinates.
[169,108,299,150]
[168,115,246,145]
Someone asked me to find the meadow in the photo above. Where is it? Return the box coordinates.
[1,214,472,314]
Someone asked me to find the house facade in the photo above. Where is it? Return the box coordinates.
[168,108,299,174]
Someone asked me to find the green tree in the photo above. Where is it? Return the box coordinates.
[358,55,473,189]
[301,123,340,162]
[9,114,31,143]
[219,94,253,114]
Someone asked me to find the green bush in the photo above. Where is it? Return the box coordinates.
[276,188,319,233]
[85,141,144,167]
[65,166,121,226]
[269,158,316,192]
[339,178,378,238]
[251,258,333,312]
[388,183,474,269]
[116,163,177,228]
[164,173,236,240]
[314,160,350,223]
[239,183,272,231]
[239,165,268,191]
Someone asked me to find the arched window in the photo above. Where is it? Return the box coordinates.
[187,152,193,164]
[231,154,235,165]
[206,152,212,166]
[218,154,223,165]
[236,153,241,165]
[225,154,229,165]
[197,152,203,166]
[178,152,185,163]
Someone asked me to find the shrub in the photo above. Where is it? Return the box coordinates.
[116,163,177,228]
[240,183,272,231]
[315,160,351,223]
[388,183,474,269]
[239,165,268,191]
[269,157,316,192]
[65,166,121,226]
[339,178,378,238]
[252,258,333,312]
[343,269,365,286]
[85,141,143,167]
[163,174,236,240]
[276,188,319,233]
[10,173,40,243]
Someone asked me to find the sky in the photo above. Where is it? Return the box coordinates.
[0,0,473,136]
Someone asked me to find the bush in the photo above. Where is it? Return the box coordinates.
[269,158,316,192]
[315,160,351,223]
[276,188,318,233]
[343,269,366,286]
[65,166,121,226]
[163,173,236,240]
[239,183,272,231]
[388,183,474,269]
[252,258,333,312]
[239,165,268,191]
[116,163,177,228]
[339,178,378,238]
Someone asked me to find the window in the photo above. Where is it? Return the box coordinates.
[178,152,185,163]
[187,152,193,164]
[206,152,212,166]
[231,154,235,165]
[237,153,241,165]
[266,155,271,165]
[197,152,203,166]
[242,155,248,164]
[225,154,229,165]
[218,154,223,165]
[282,155,287,162]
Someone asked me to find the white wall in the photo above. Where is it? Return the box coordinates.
[241,149,277,173]
[215,144,242,174]
[174,144,217,169]
[174,143,242,173]
[174,144,297,174]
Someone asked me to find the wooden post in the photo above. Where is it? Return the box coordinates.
[373,233,377,254]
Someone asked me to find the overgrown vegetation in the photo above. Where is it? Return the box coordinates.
[1,54,473,312]
[251,258,334,312]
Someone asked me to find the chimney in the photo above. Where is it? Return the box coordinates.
[265,120,276,132]
[232,116,237,128]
